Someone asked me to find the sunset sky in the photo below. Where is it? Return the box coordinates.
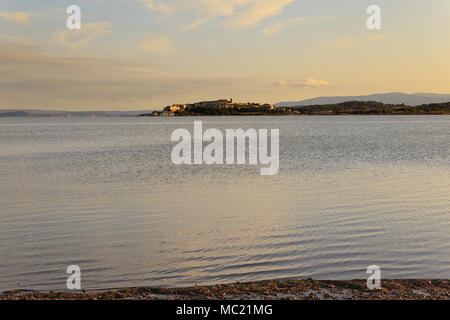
[0,0,449,110]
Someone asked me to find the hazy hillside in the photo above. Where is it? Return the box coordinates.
[276,93,450,107]
[0,110,155,117]
[288,101,450,115]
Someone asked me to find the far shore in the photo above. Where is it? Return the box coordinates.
[141,100,450,117]
[1,279,448,300]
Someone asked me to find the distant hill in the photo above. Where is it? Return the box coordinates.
[0,110,155,117]
[275,93,450,107]
[285,101,450,115]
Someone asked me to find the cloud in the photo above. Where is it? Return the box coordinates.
[227,0,295,27]
[140,0,175,14]
[337,34,386,48]
[140,0,295,29]
[275,78,332,88]
[366,34,385,42]
[53,22,112,48]
[180,18,213,31]
[336,37,358,49]
[0,11,36,26]
[0,42,254,109]
[263,16,337,37]
[138,33,172,54]
[326,34,386,50]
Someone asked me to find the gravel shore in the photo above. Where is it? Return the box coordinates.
[1,279,449,300]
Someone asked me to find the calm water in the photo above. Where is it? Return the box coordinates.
[0,116,449,291]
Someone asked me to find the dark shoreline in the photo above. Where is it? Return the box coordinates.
[142,101,450,117]
[142,112,450,117]
[1,279,448,300]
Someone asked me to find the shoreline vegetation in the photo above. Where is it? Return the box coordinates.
[1,279,448,300]
[140,99,450,117]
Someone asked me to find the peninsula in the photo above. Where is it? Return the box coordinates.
[140,99,450,117]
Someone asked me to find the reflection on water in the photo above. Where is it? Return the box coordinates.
[0,116,449,291]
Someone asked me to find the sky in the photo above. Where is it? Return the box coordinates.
[0,0,449,110]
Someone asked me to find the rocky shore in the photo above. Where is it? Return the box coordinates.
[1,279,448,300]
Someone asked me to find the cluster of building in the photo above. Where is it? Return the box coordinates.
[149,99,275,116]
